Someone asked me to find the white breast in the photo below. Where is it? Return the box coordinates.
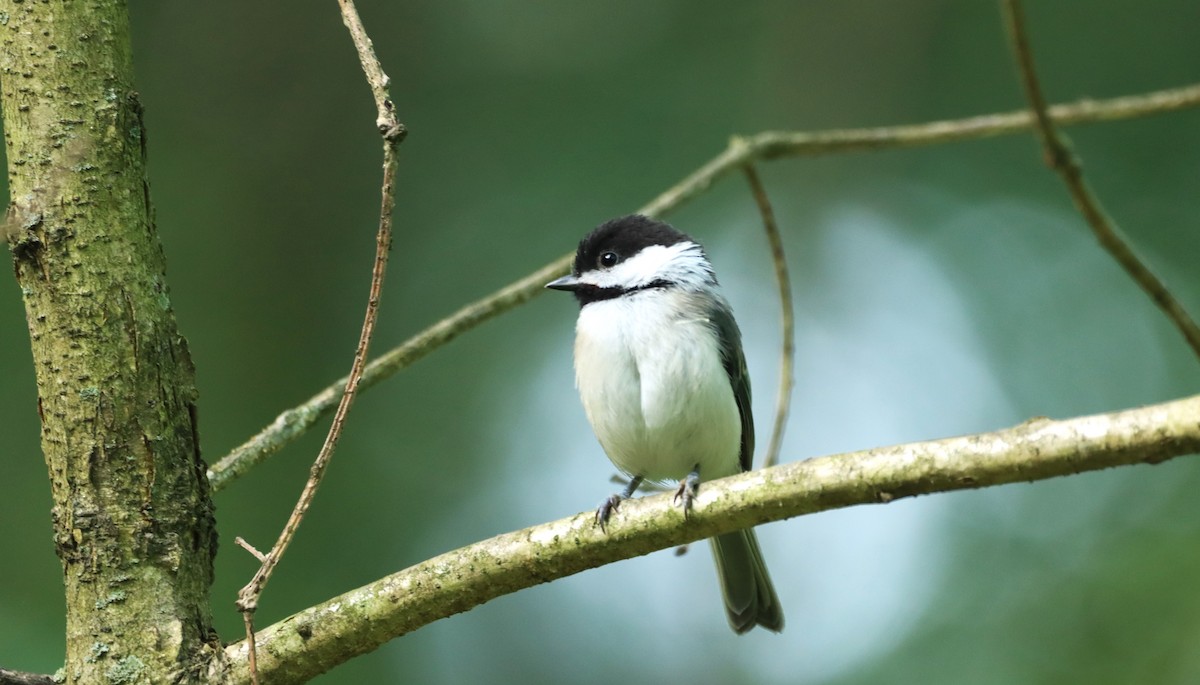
[573,289,742,483]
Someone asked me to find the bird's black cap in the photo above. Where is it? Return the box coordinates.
[572,215,694,276]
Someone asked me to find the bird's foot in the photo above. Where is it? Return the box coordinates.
[595,494,623,532]
[673,467,701,519]
[595,475,644,533]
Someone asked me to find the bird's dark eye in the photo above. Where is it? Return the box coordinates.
[599,251,619,268]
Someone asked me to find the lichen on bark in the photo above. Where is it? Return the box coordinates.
[1,1,221,682]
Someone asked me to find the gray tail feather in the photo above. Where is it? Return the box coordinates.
[709,529,784,634]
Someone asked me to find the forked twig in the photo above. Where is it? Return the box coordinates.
[1001,0,1200,360]
[236,1,404,681]
[207,82,1200,494]
[738,155,794,469]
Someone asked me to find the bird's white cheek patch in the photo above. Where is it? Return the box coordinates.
[577,242,705,290]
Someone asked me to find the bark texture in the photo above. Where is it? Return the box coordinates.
[1,1,220,682]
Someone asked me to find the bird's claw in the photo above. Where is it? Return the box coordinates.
[673,471,700,519]
[595,475,644,533]
[595,494,623,532]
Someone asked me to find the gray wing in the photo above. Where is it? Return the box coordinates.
[708,297,755,473]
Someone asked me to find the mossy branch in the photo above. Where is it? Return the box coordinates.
[222,394,1200,683]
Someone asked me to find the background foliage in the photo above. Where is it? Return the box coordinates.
[2,2,1199,683]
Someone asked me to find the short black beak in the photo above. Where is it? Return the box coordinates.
[545,274,581,292]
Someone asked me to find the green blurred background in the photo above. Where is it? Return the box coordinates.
[3,1,1200,682]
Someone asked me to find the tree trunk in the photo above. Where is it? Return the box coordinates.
[1,1,221,682]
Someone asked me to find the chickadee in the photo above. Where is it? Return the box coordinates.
[546,214,784,634]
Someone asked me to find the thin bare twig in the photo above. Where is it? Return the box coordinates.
[235,536,267,562]
[739,156,794,470]
[338,0,404,140]
[1001,1,1200,359]
[235,2,404,680]
[206,82,1200,493]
